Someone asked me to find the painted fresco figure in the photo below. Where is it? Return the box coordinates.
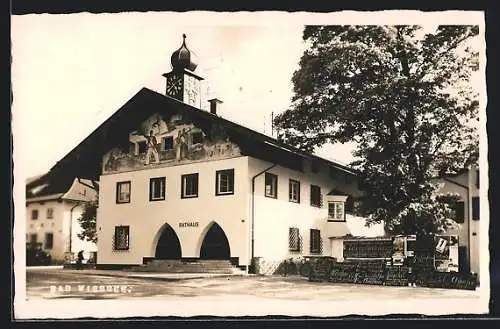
[144,130,160,165]
[175,128,188,161]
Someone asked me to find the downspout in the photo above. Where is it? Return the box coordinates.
[69,202,82,256]
[443,175,471,272]
[250,163,277,273]
[467,168,472,273]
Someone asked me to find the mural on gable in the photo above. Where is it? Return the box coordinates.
[102,113,241,174]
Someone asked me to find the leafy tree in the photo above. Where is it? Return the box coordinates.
[77,199,98,244]
[274,25,479,235]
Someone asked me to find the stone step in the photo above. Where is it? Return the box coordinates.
[133,259,239,273]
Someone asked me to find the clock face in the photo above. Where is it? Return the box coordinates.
[166,75,182,97]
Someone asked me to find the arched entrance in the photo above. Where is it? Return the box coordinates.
[154,224,182,259]
[200,223,230,259]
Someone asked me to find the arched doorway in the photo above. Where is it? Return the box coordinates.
[200,223,230,259]
[155,224,182,259]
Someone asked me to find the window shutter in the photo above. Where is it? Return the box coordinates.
[194,174,199,195]
[114,227,118,250]
[161,137,166,151]
[454,202,465,223]
[309,229,313,252]
[472,197,479,220]
[229,170,234,192]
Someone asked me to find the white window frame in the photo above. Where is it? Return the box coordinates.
[289,179,300,203]
[150,177,166,201]
[328,201,345,222]
[116,181,131,204]
[182,173,199,198]
[265,173,278,198]
[216,169,234,195]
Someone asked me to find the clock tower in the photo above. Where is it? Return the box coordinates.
[162,34,204,108]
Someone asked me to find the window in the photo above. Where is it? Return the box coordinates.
[472,197,480,221]
[191,131,204,145]
[476,169,480,188]
[150,177,166,201]
[216,169,234,195]
[328,202,345,221]
[181,173,199,198]
[129,142,136,154]
[116,181,131,204]
[310,229,321,254]
[30,234,37,244]
[310,185,322,207]
[46,208,54,219]
[265,173,278,198]
[31,209,39,220]
[163,136,174,151]
[138,141,147,154]
[114,226,130,251]
[454,201,465,223]
[289,227,300,252]
[44,233,53,249]
[289,179,300,203]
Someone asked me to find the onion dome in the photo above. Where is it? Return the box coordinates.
[170,34,198,72]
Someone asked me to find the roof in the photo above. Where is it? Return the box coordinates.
[26,174,44,185]
[25,193,65,204]
[36,88,358,187]
[26,175,99,200]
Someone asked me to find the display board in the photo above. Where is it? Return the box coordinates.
[353,260,386,285]
[310,235,475,290]
[417,271,477,290]
[434,235,459,272]
[309,257,335,282]
[385,266,410,286]
[343,239,393,258]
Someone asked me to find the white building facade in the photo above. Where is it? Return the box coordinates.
[432,167,481,277]
[26,178,98,263]
[90,36,384,272]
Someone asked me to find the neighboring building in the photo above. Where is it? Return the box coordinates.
[432,167,481,277]
[37,35,383,273]
[26,176,99,263]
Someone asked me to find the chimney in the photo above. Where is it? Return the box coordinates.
[208,98,223,115]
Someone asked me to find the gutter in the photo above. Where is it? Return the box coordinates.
[77,178,99,191]
[250,163,277,273]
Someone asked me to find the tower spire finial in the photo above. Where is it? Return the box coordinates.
[170,33,198,72]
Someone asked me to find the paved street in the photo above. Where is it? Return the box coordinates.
[26,267,481,302]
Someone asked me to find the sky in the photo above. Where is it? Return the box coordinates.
[11,11,485,180]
